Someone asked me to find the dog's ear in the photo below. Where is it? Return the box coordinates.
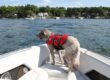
[43,28,48,31]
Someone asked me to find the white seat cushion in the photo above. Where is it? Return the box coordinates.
[41,63,68,78]
[18,68,48,80]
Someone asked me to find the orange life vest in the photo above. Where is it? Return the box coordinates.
[46,34,68,50]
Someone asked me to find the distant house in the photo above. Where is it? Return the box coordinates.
[37,12,49,19]
[13,14,17,18]
[72,15,76,19]
[8,13,17,18]
[38,13,43,17]
[43,12,48,16]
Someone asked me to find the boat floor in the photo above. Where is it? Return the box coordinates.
[41,62,86,80]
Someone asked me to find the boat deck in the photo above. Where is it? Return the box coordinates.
[41,63,86,80]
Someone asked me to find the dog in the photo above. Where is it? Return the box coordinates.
[37,29,80,72]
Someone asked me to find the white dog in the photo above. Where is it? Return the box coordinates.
[37,29,80,72]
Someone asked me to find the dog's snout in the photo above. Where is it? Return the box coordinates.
[37,34,42,39]
[37,32,45,39]
[40,32,44,35]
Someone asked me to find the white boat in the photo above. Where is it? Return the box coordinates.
[0,44,110,80]
[25,17,35,20]
[79,17,84,20]
[55,17,60,20]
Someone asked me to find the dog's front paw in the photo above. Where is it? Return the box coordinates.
[64,70,69,73]
[49,61,55,65]
[51,62,55,65]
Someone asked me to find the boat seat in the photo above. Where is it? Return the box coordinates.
[41,63,67,77]
[18,68,48,80]
[41,63,86,80]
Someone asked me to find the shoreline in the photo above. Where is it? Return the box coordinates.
[0,17,110,19]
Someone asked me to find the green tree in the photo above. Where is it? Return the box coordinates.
[39,7,47,12]
[0,5,110,19]
[50,7,56,17]
[65,8,73,17]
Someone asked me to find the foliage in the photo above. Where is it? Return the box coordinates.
[0,5,110,18]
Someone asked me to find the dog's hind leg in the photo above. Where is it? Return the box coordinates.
[64,46,80,72]
[72,47,80,69]
[64,54,75,72]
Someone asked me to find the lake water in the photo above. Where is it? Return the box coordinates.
[0,19,110,57]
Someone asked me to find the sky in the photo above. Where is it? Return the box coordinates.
[0,0,110,7]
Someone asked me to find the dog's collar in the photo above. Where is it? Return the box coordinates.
[51,33,54,35]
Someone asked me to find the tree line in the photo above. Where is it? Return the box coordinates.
[0,4,110,19]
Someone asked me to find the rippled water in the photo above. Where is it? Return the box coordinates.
[0,19,110,57]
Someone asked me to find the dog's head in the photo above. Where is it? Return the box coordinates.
[37,29,53,40]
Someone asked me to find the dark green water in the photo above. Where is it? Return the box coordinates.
[0,19,110,57]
